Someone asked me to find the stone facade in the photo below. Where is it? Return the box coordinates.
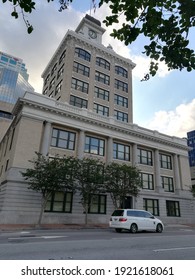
[0,92,194,224]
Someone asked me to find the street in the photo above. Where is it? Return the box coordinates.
[0,226,195,260]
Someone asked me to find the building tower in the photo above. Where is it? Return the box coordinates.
[0,51,34,140]
[42,14,135,123]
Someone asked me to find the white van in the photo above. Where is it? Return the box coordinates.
[109,209,164,233]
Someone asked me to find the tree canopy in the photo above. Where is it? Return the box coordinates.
[2,0,195,77]
[21,152,78,226]
[105,162,141,208]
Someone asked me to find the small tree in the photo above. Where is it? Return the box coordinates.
[105,162,141,209]
[21,152,78,226]
[76,157,106,225]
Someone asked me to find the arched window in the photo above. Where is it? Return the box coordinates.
[75,48,91,62]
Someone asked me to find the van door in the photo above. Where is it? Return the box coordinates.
[141,211,156,230]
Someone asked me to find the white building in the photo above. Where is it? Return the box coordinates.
[0,15,194,225]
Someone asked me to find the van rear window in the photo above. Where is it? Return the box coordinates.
[112,210,124,216]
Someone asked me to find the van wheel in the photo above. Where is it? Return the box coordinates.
[156,223,163,233]
[130,223,138,233]
[115,228,122,233]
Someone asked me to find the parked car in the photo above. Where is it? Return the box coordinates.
[109,209,164,233]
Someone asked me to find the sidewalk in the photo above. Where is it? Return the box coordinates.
[0,223,109,231]
[0,222,195,232]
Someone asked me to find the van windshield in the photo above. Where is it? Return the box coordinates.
[112,210,124,216]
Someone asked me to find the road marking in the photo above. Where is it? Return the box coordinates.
[42,236,67,239]
[154,246,195,252]
[8,236,67,240]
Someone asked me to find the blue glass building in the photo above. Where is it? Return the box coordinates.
[0,51,34,108]
[187,130,195,167]
[0,51,34,140]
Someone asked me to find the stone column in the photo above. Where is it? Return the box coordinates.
[107,137,113,163]
[154,149,161,192]
[40,121,51,156]
[132,143,137,166]
[173,154,181,191]
[77,130,85,159]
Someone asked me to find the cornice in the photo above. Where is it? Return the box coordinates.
[42,28,136,77]
[13,92,189,152]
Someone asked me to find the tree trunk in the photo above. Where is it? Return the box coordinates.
[37,195,46,228]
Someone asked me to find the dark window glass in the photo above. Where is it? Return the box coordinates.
[114,110,128,122]
[95,71,110,85]
[89,194,107,214]
[85,136,105,156]
[71,78,89,93]
[45,192,73,213]
[73,61,90,77]
[140,173,154,190]
[115,79,128,92]
[143,199,159,216]
[94,103,109,116]
[94,87,109,101]
[96,57,110,70]
[115,65,128,78]
[161,176,174,192]
[70,95,88,108]
[113,143,130,161]
[138,148,153,166]
[75,48,91,61]
[51,128,76,150]
[160,154,172,169]
[166,201,180,217]
[114,94,128,108]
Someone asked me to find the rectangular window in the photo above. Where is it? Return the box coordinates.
[161,176,174,192]
[94,103,109,116]
[115,79,128,92]
[143,199,159,216]
[9,128,15,150]
[160,153,172,169]
[113,143,130,161]
[70,95,88,108]
[114,110,128,122]
[59,50,66,65]
[89,194,107,214]
[55,80,63,95]
[166,200,180,217]
[73,61,90,77]
[114,94,128,108]
[51,63,57,76]
[138,148,153,166]
[49,77,55,89]
[57,65,64,79]
[71,78,89,93]
[45,192,73,213]
[140,173,154,190]
[44,74,50,86]
[95,71,110,85]
[51,128,76,150]
[85,136,105,156]
[94,87,109,101]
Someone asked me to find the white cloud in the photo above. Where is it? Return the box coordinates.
[0,1,171,93]
[146,99,195,137]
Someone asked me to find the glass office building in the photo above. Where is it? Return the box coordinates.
[0,51,34,140]
[187,130,195,167]
[0,51,34,111]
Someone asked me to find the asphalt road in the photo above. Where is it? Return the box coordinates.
[0,226,195,260]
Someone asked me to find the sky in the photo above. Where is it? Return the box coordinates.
[0,0,195,138]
